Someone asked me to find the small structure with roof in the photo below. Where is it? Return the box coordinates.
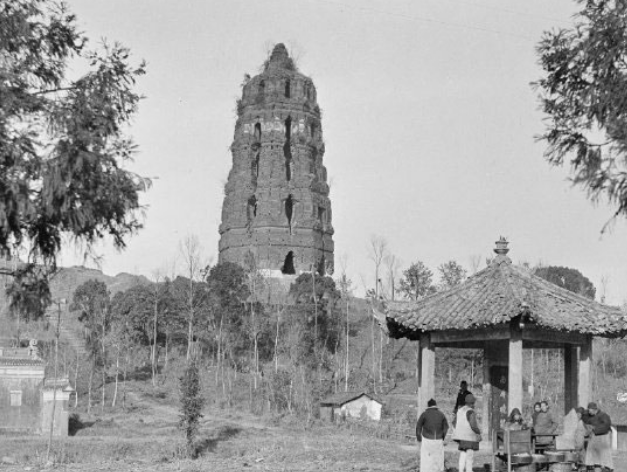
[319,392,383,422]
[0,339,46,433]
[0,339,73,435]
[375,238,627,437]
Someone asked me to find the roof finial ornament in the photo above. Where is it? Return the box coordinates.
[494,236,510,255]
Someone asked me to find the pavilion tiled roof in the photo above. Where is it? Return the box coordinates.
[383,251,627,338]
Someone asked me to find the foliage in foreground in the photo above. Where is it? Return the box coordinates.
[535,0,627,227]
[0,0,147,311]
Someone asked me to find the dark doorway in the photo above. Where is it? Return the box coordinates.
[281,251,295,275]
[490,365,508,433]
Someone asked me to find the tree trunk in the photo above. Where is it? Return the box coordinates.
[73,351,80,408]
[372,315,377,394]
[87,365,93,415]
[274,306,280,374]
[164,330,169,378]
[217,316,223,385]
[101,310,106,413]
[152,297,158,387]
[122,353,128,410]
[251,301,258,390]
[186,275,194,362]
[345,296,349,392]
[379,330,383,384]
[112,344,120,407]
[46,305,61,461]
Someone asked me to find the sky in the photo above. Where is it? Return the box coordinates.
[60,0,627,306]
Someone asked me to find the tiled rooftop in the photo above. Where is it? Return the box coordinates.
[320,392,381,406]
[0,357,45,366]
[383,245,627,338]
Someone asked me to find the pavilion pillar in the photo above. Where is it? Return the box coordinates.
[481,344,491,436]
[417,332,435,415]
[577,336,593,408]
[508,324,523,414]
[563,345,579,414]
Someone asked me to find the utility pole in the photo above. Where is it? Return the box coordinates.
[46,298,65,461]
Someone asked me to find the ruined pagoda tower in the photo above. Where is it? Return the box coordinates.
[218,44,334,275]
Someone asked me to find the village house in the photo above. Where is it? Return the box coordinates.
[319,392,383,422]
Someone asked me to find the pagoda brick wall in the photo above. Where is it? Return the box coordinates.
[218,44,334,275]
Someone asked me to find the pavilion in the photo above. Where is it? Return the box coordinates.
[375,239,627,436]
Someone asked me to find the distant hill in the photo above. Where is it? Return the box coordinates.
[1,265,150,350]
[48,266,150,301]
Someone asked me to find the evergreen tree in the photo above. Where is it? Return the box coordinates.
[179,361,204,458]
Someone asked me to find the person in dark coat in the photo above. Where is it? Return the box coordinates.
[416,398,449,472]
[533,400,558,447]
[583,402,613,471]
[453,381,472,414]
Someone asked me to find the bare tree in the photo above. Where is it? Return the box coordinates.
[468,254,482,274]
[368,235,388,394]
[379,252,399,384]
[244,253,267,390]
[600,275,609,304]
[384,253,400,301]
[179,235,205,361]
[338,254,352,392]
[150,269,164,387]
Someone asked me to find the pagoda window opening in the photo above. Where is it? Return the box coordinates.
[257,80,265,102]
[284,117,293,181]
[309,148,318,176]
[285,116,292,140]
[310,122,317,139]
[252,150,260,179]
[254,122,261,142]
[317,255,326,276]
[247,195,257,224]
[318,206,326,225]
[285,79,291,98]
[281,251,295,275]
[285,195,294,231]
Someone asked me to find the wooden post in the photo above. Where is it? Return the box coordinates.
[481,344,491,437]
[563,345,578,414]
[578,337,593,407]
[417,332,435,415]
[508,324,523,415]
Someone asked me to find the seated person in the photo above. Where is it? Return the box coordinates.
[504,408,527,431]
[533,400,558,448]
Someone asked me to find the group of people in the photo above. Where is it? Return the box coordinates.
[415,381,614,472]
[415,381,480,472]
[503,399,613,471]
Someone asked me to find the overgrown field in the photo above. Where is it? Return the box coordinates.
[2,379,627,472]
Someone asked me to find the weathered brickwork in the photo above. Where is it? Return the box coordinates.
[219,44,334,275]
